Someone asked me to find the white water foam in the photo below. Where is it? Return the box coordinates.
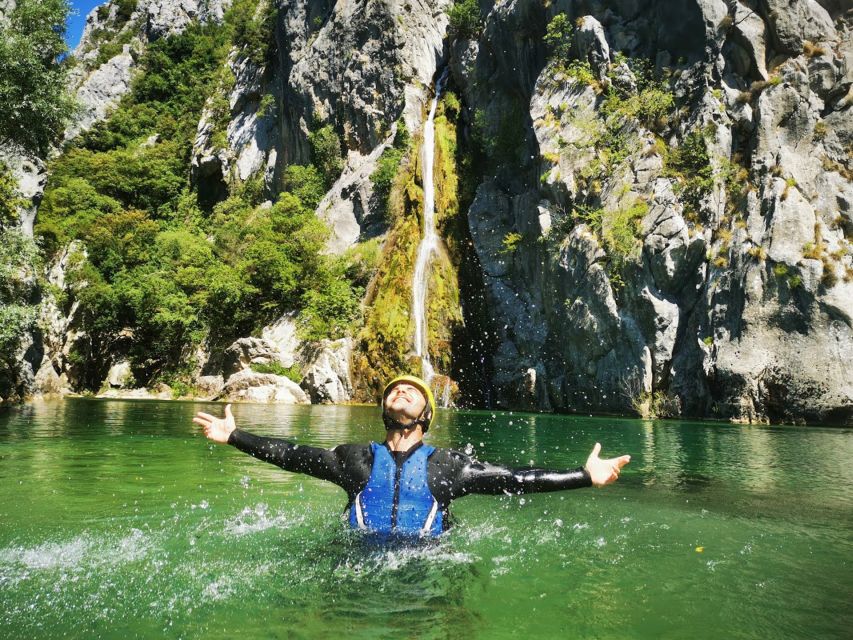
[222,503,302,536]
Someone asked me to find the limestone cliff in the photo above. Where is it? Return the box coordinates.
[453,0,852,424]
[9,0,852,425]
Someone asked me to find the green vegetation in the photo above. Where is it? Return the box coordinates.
[97,0,137,23]
[95,27,136,66]
[370,119,411,220]
[544,14,601,90]
[36,22,363,390]
[0,162,24,225]
[282,164,326,210]
[575,199,648,290]
[500,232,523,254]
[308,124,344,186]
[0,230,40,379]
[257,93,275,118]
[549,58,677,190]
[448,0,482,39]
[663,128,714,219]
[471,98,527,165]
[0,0,77,155]
[544,13,573,62]
[624,379,681,419]
[227,0,278,66]
[250,361,302,383]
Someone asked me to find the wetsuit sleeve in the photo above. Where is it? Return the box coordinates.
[227,429,372,496]
[459,459,592,495]
[427,448,592,501]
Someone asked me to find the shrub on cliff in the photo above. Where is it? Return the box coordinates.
[309,124,344,186]
[448,0,482,39]
[544,13,573,62]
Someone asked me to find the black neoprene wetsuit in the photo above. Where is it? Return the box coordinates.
[228,429,592,531]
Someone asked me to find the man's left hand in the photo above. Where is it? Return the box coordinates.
[585,443,631,487]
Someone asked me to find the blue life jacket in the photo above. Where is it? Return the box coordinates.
[348,442,443,537]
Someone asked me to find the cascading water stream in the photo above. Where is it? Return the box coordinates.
[412,68,449,387]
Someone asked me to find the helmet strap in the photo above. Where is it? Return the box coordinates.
[382,406,430,433]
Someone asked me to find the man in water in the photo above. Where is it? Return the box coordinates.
[194,375,631,537]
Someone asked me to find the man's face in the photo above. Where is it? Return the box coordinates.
[384,382,427,421]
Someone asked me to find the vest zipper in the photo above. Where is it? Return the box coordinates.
[390,456,403,530]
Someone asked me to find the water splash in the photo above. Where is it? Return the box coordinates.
[412,67,450,387]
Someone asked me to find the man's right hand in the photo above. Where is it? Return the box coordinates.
[193,404,236,444]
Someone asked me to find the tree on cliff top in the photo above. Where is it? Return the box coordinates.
[0,0,77,156]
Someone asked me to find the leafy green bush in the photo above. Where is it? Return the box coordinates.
[664,128,714,218]
[299,276,363,342]
[115,0,137,22]
[500,232,523,254]
[0,230,42,369]
[544,13,573,62]
[342,238,382,288]
[227,0,278,66]
[371,121,411,220]
[309,124,344,186]
[283,164,326,210]
[448,0,482,39]
[0,0,77,155]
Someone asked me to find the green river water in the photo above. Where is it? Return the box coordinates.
[0,398,850,639]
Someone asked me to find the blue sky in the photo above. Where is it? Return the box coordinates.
[66,0,104,51]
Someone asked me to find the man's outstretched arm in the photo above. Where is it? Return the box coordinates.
[457,443,630,496]
[193,405,370,491]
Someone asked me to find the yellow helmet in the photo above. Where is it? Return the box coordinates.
[382,375,436,431]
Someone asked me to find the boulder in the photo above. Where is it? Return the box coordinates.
[220,370,309,404]
[300,339,353,403]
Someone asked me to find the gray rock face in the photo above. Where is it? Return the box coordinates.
[33,243,86,397]
[278,0,450,160]
[139,0,232,40]
[191,50,280,201]
[300,338,353,403]
[222,313,300,376]
[65,50,136,142]
[0,143,45,236]
[452,0,853,424]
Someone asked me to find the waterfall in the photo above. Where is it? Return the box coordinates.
[412,68,449,386]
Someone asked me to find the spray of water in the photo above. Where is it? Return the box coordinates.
[412,68,450,388]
